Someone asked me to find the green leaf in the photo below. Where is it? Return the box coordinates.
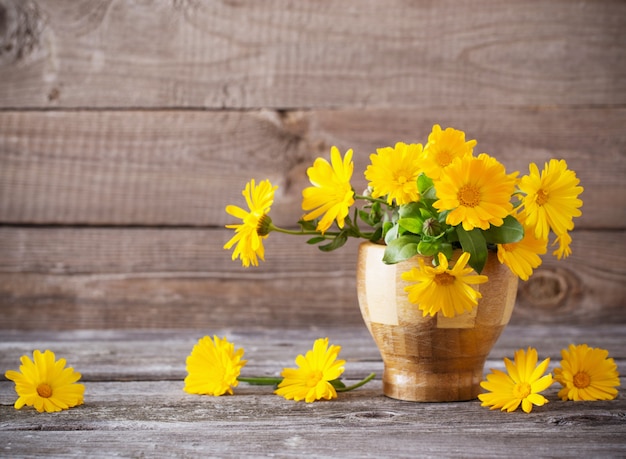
[306,236,326,245]
[484,215,525,244]
[456,227,487,273]
[398,202,422,218]
[422,189,438,201]
[417,173,434,195]
[381,221,394,240]
[298,219,317,231]
[359,201,383,227]
[437,209,450,222]
[318,233,348,252]
[329,379,346,390]
[383,235,421,264]
[384,223,400,245]
[369,226,383,243]
[439,242,454,261]
[417,239,440,256]
[445,227,459,243]
[418,173,438,201]
[419,208,433,219]
[398,217,425,234]
[358,209,372,225]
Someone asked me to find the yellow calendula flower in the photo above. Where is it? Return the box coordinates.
[479,347,553,414]
[554,344,620,401]
[433,153,517,231]
[422,124,477,180]
[184,336,247,396]
[402,252,488,318]
[302,146,355,234]
[364,142,423,205]
[224,179,278,267]
[519,159,583,256]
[4,350,85,413]
[497,212,548,281]
[275,338,346,403]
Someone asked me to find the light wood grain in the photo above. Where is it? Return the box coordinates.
[1,108,623,227]
[0,228,624,329]
[0,110,308,226]
[0,0,624,333]
[0,326,624,457]
[0,0,623,109]
[1,325,624,379]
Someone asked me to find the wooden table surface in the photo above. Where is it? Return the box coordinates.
[1,325,625,458]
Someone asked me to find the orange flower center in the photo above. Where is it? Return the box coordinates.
[434,272,455,286]
[436,150,453,167]
[457,184,481,208]
[536,189,549,206]
[513,382,531,399]
[37,383,53,398]
[306,370,323,387]
[573,371,591,389]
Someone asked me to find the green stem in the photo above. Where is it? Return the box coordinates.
[238,376,282,386]
[270,225,338,238]
[270,223,375,241]
[239,372,376,392]
[336,372,376,392]
[353,194,389,206]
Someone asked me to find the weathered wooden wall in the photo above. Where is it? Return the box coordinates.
[1,0,625,329]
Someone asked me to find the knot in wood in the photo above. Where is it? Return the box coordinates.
[515,266,583,323]
[0,1,45,64]
[520,268,569,308]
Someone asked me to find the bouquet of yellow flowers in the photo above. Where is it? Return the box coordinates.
[224,124,583,317]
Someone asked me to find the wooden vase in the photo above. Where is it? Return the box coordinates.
[356,241,518,402]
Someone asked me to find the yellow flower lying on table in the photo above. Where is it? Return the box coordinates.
[184,335,247,396]
[274,337,346,403]
[4,350,85,413]
[478,347,553,414]
[183,336,374,401]
[554,344,620,401]
[224,124,583,319]
[479,344,620,413]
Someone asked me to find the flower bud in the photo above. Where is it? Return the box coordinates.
[422,218,441,237]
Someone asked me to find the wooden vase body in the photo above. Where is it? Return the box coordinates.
[356,241,518,402]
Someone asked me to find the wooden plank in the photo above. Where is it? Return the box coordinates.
[0,110,308,226]
[0,0,623,109]
[0,226,359,274]
[1,326,624,380]
[0,381,624,457]
[0,425,624,458]
[0,326,624,457]
[0,228,624,329]
[0,270,360,330]
[1,108,623,227]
